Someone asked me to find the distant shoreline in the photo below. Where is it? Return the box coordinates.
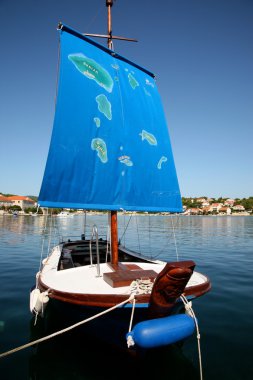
[0,211,251,217]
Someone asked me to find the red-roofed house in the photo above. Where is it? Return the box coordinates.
[0,195,12,208]
[202,206,212,214]
[224,199,235,207]
[232,205,245,212]
[210,203,223,212]
[196,198,207,203]
[201,200,210,207]
[219,207,232,215]
[7,196,35,210]
[184,208,203,215]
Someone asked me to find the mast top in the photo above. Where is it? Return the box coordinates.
[107,0,113,49]
[82,0,137,46]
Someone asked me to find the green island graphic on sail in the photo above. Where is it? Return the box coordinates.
[96,94,112,120]
[128,73,139,89]
[93,117,101,127]
[91,138,108,163]
[118,155,133,167]
[139,130,157,146]
[157,156,168,169]
[68,54,113,93]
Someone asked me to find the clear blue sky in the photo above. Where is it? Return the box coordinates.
[0,0,252,199]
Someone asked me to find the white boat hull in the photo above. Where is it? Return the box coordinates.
[35,240,210,309]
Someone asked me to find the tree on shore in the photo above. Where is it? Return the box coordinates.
[182,196,253,212]
[237,197,253,211]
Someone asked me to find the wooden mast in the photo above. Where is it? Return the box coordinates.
[106,0,118,264]
[106,0,113,50]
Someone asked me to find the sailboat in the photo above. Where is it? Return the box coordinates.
[30,1,211,350]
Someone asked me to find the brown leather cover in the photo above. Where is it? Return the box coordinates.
[148,260,195,319]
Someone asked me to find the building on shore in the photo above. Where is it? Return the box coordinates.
[4,196,35,211]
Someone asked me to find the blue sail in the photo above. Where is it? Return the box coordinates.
[38,25,183,213]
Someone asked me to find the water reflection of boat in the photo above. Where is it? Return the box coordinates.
[57,211,73,218]
[29,313,199,380]
[30,0,211,353]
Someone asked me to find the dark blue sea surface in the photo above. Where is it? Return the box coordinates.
[0,214,252,379]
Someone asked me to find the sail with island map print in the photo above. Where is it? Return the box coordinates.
[30,13,211,355]
[38,25,182,213]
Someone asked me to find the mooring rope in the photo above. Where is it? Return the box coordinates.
[128,297,136,333]
[0,295,134,360]
[180,294,203,380]
[126,296,136,348]
[129,278,154,295]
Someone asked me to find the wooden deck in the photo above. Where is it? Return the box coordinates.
[103,262,157,288]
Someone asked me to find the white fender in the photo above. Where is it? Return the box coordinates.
[30,288,49,316]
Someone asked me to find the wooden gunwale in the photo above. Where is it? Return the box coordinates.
[38,272,211,308]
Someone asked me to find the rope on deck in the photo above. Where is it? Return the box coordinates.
[0,294,134,359]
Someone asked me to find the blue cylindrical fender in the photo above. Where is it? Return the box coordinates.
[126,314,195,349]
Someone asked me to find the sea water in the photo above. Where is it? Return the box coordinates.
[0,214,252,380]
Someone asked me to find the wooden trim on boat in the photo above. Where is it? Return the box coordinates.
[38,273,211,308]
[38,276,149,307]
[184,274,212,298]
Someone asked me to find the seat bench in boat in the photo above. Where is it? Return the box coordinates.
[103,262,157,288]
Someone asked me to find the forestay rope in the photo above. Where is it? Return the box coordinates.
[119,213,181,262]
